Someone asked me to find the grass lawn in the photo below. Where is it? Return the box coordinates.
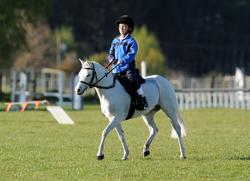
[0,105,249,180]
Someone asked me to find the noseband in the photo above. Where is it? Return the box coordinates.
[80,63,117,89]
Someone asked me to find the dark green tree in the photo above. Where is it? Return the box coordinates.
[0,0,51,68]
[134,26,166,75]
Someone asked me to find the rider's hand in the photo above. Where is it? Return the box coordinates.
[116,60,123,65]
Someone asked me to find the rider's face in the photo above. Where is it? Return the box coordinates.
[119,23,129,36]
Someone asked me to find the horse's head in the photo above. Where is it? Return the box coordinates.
[75,59,95,95]
[75,58,116,95]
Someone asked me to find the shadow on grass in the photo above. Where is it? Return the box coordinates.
[230,156,250,161]
[238,156,250,161]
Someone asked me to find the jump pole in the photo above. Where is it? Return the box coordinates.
[46,106,74,125]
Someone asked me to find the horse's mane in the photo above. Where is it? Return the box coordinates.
[81,60,100,66]
[80,59,110,77]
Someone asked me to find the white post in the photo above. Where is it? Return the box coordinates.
[234,67,244,102]
[58,72,64,106]
[19,72,28,102]
[141,61,146,77]
[11,70,17,102]
[72,75,83,110]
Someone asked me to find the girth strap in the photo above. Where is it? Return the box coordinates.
[125,97,136,120]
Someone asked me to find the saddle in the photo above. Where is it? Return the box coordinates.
[115,69,146,120]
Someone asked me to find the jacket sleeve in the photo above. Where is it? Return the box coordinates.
[108,40,115,62]
[121,38,138,65]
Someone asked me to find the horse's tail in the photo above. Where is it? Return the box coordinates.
[171,110,187,139]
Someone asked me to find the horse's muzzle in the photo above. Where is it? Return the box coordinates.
[76,86,87,95]
[76,88,82,95]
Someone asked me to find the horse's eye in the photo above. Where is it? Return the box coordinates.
[86,74,90,77]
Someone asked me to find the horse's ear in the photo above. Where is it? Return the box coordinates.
[78,58,85,65]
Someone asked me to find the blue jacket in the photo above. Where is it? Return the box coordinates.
[109,34,138,73]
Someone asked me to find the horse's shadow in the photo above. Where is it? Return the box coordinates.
[230,156,250,161]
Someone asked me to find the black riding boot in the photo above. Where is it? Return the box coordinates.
[136,95,148,110]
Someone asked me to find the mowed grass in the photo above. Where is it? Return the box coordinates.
[0,105,250,181]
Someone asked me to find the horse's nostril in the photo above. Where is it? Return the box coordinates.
[77,89,80,93]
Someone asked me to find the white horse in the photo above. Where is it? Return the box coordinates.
[75,60,186,160]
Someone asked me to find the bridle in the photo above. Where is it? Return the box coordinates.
[79,62,118,89]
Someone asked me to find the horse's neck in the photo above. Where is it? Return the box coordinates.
[95,63,114,86]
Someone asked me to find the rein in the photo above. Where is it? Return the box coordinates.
[80,62,118,89]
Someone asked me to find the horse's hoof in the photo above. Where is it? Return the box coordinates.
[97,154,104,160]
[143,150,150,157]
[181,156,187,159]
[122,157,128,160]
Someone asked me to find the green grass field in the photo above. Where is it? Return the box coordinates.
[0,105,250,181]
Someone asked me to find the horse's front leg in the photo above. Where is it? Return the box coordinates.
[115,124,129,160]
[97,116,120,160]
[142,113,158,157]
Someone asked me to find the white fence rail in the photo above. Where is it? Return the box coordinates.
[176,89,250,110]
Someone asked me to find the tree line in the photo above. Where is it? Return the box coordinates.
[1,0,250,75]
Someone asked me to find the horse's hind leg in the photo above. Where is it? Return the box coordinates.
[115,124,129,160]
[142,111,158,157]
[171,114,186,159]
[162,108,186,159]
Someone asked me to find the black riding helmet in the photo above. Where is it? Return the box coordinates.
[116,15,134,34]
